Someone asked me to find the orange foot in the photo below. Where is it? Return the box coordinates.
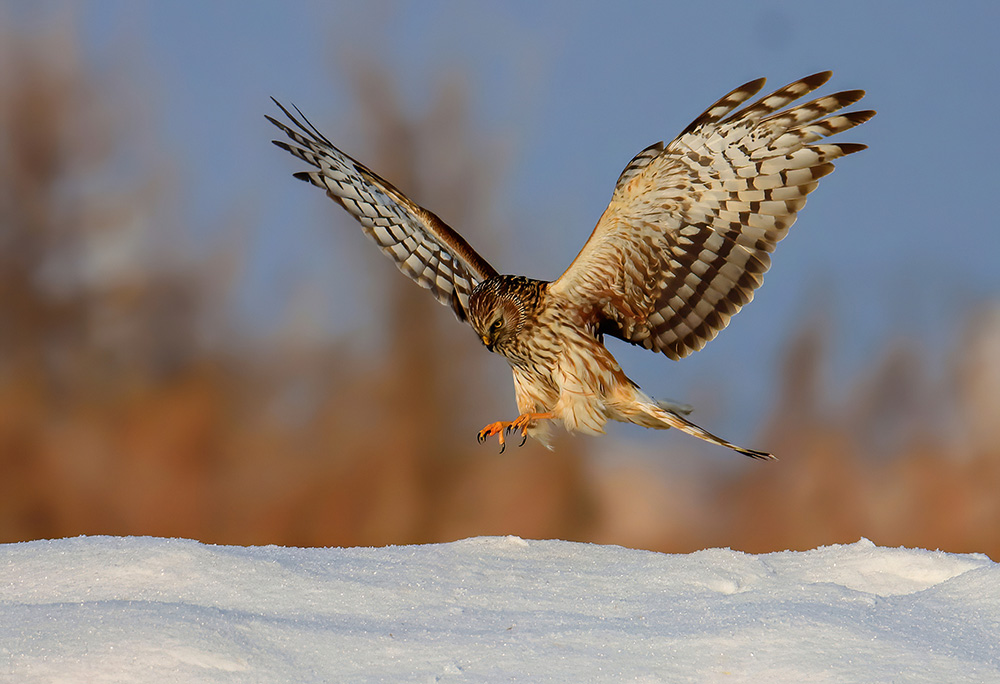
[477,412,554,453]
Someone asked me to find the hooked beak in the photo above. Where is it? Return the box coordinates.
[481,334,494,352]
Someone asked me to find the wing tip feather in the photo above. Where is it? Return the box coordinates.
[802,70,834,89]
[835,142,869,156]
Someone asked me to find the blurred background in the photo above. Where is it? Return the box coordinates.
[1,2,998,557]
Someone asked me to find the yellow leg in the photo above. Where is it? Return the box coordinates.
[477,412,554,453]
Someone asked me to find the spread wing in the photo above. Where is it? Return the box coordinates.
[267,99,498,322]
[549,72,875,360]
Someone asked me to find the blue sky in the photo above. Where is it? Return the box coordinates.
[17,1,1000,442]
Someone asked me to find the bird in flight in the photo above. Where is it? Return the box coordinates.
[268,71,873,460]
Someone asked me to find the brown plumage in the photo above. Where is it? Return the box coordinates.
[268,72,875,459]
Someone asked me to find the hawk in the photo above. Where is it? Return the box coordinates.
[268,71,873,460]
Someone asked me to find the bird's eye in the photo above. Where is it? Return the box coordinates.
[490,318,503,332]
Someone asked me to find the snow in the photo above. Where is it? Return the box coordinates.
[1,536,998,683]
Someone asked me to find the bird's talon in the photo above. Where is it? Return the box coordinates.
[479,413,550,451]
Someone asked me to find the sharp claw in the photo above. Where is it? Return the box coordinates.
[478,420,534,453]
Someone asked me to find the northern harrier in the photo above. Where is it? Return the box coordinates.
[268,72,873,459]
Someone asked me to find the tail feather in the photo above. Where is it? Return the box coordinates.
[653,397,694,415]
[648,402,775,460]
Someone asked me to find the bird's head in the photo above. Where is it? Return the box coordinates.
[468,275,543,358]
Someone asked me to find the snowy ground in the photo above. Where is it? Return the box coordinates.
[1,536,998,683]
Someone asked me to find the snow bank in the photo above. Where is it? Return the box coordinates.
[1,536,997,682]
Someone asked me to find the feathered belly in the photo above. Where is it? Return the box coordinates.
[511,332,634,438]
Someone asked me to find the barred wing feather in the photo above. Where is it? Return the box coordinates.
[267,100,498,322]
[551,72,874,360]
